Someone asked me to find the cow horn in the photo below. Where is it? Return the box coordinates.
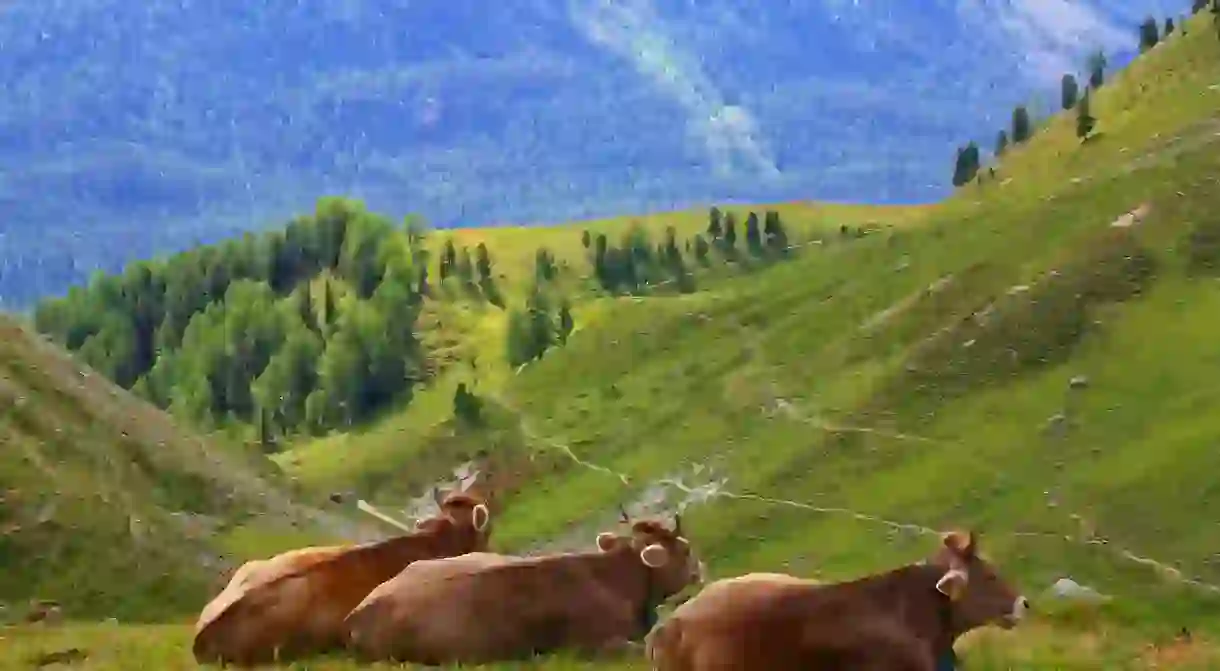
[673,513,683,535]
[432,486,445,507]
[355,500,415,533]
[619,505,631,523]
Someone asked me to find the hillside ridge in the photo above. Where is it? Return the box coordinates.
[0,313,380,622]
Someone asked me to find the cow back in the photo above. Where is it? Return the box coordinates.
[345,552,518,660]
[192,525,474,665]
[347,547,646,665]
[194,545,349,636]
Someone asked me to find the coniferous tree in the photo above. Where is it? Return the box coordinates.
[762,211,789,252]
[951,143,981,187]
[662,226,682,270]
[457,247,474,283]
[693,234,711,265]
[723,212,738,250]
[1076,88,1097,142]
[744,212,763,255]
[1087,50,1107,89]
[1060,74,1079,110]
[592,234,609,285]
[707,207,723,240]
[1011,106,1032,144]
[439,239,457,282]
[475,243,493,284]
[557,299,574,343]
[1139,16,1160,51]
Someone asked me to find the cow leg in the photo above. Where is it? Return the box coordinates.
[598,638,646,657]
[563,636,643,662]
[688,642,748,671]
[566,609,642,660]
[852,639,935,671]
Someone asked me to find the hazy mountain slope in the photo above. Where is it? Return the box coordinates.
[0,0,1190,306]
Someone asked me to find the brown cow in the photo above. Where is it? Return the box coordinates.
[645,530,1028,671]
[191,487,493,667]
[344,510,705,665]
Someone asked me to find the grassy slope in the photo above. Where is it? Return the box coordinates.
[0,315,376,623]
[279,198,922,495]
[7,15,1220,670]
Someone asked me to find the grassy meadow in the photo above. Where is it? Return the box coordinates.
[5,11,1220,670]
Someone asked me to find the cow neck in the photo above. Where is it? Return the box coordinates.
[854,563,960,657]
[587,545,654,619]
[348,525,449,580]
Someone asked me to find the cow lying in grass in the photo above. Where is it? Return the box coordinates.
[192,487,493,667]
[645,530,1028,671]
[344,509,705,665]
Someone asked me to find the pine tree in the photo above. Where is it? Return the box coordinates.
[707,207,723,240]
[744,212,763,254]
[457,247,474,283]
[1011,106,1032,144]
[558,300,574,343]
[951,143,981,186]
[439,239,457,281]
[1060,74,1079,110]
[1075,88,1096,142]
[762,211,789,251]
[693,234,711,264]
[475,243,493,283]
[1139,16,1160,52]
[1087,50,1107,89]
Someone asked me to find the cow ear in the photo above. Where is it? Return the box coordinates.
[596,532,619,552]
[471,504,491,532]
[640,543,670,568]
[935,568,968,601]
[942,531,976,559]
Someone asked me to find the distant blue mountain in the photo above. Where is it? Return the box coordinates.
[0,0,1186,307]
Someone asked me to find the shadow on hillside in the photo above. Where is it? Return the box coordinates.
[871,226,1157,410]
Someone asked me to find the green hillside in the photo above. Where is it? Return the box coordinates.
[0,314,374,623]
[7,9,1220,671]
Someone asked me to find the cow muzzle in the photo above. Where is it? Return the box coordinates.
[1000,596,1030,629]
[693,560,708,585]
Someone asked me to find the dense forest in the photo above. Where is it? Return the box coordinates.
[32,198,444,442]
[31,196,801,442]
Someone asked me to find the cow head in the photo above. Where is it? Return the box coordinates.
[928,530,1029,634]
[597,507,705,600]
[415,487,493,552]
